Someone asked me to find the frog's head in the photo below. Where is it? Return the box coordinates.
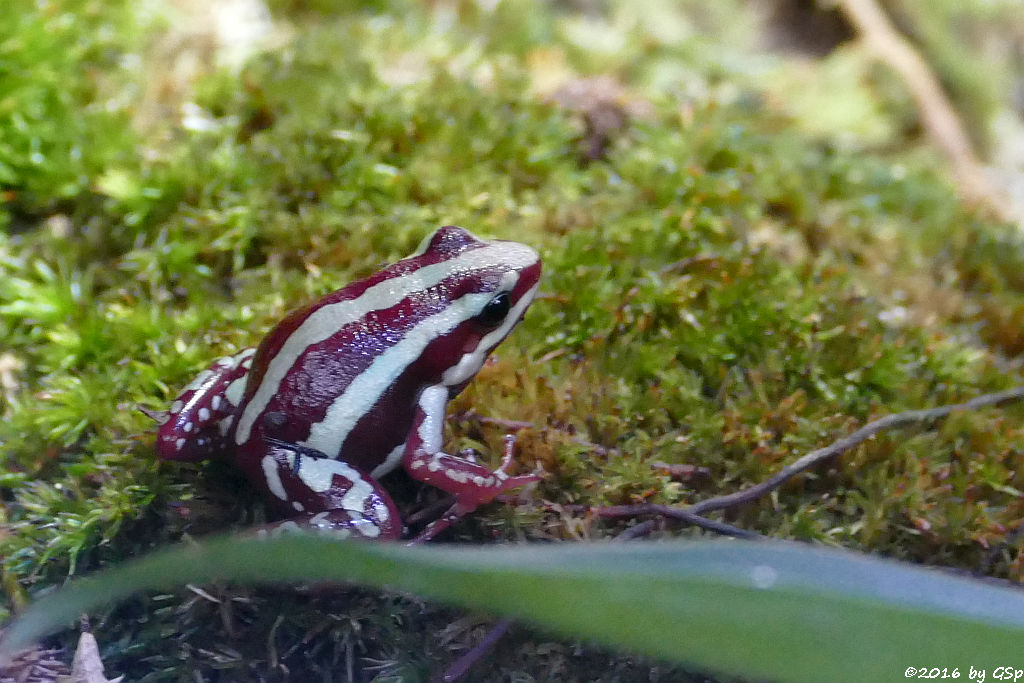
[408,225,542,392]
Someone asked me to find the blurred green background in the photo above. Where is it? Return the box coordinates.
[4,0,1024,680]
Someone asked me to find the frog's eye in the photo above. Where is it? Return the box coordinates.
[476,292,511,328]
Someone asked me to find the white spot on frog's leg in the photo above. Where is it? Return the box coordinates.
[370,442,406,479]
[235,241,539,446]
[357,521,381,538]
[292,500,304,512]
[183,422,193,433]
[176,438,186,450]
[310,511,330,525]
[262,455,288,500]
[211,395,221,411]
[445,469,468,483]
[218,415,234,436]
[224,376,247,407]
[340,511,380,538]
[170,400,184,414]
[199,408,211,421]
[273,520,301,535]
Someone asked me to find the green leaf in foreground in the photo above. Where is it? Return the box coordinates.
[3,538,1024,682]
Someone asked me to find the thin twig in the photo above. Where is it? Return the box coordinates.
[614,519,660,541]
[554,503,760,539]
[597,505,764,540]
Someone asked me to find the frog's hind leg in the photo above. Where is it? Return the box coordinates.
[251,438,403,541]
[155,348,256,462]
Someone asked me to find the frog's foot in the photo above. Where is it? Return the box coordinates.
[406,462,541,545]
[405,450,539,510]
[250,437,403,540]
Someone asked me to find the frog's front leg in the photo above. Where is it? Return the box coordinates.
[251,438,403,540]
[404,385,539,518]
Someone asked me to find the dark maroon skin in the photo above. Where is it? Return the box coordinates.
[156,350,252,463]
[155,226,542,541]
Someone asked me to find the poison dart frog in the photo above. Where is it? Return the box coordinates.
[150,226,542,541]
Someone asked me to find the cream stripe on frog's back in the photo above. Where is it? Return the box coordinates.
[234,242,538,445]
[298,283,513,457]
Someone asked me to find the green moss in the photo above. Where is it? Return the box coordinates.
[3,0,1024,679]
[0,0,143,216]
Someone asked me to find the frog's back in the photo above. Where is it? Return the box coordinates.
[233,226,540,475]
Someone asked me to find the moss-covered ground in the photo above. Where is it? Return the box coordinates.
[3,0,1024,679]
